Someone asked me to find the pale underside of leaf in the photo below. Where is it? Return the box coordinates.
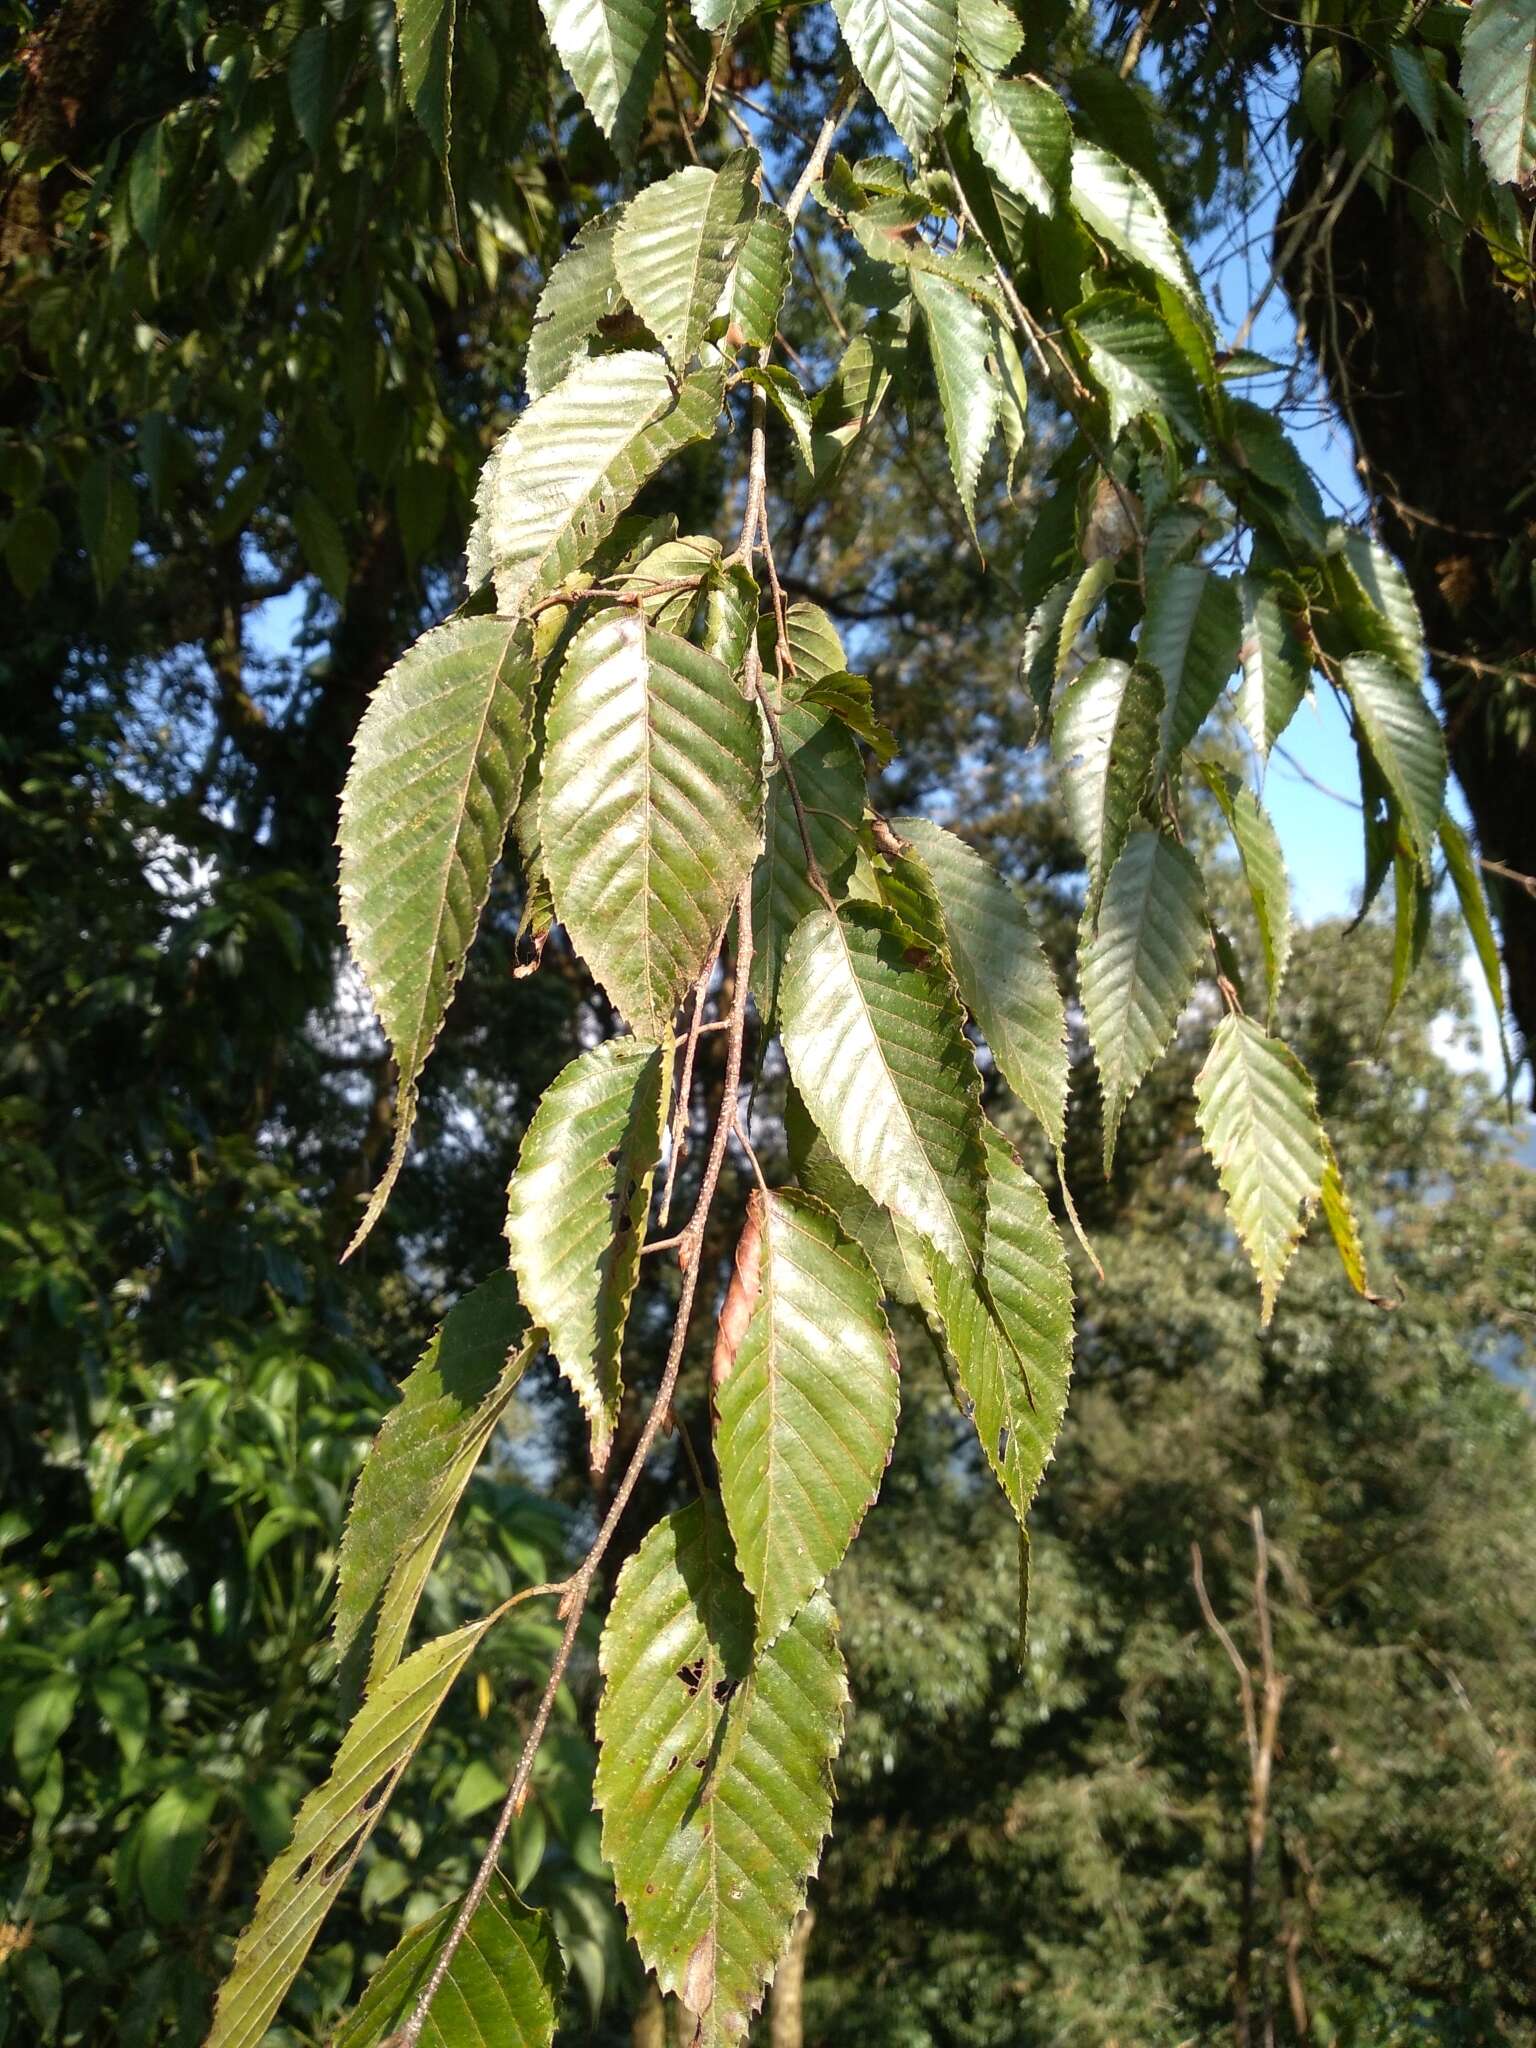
[779,901,986,1268]
[957,0,1022,70]
[595,1499,846,2046]
[338,617,535,1256]
[963,71,1068,215]
[468,351,724,616]
[537,0,665,162]
[1340,653,1447,875]
[832,0,958,154]
[505,1038,668,1468]
[335,1270,533,1690]
[930,1125,1074,1525]
[1194,1012,1327,1324]
[1338,529,1426,680]
[784,1081,916,1303]
[716,1191,899,1650]
[893,816,1068,1154]
[541,609,763,1040]
[1069,141,1203,307]
[1080,827,1207,1172]
[751,691,866,1026]
[335,1871,562,2047]
[1051,656,1163,918]
[207,1611,503,2048]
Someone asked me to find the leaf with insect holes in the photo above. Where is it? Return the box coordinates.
[1340,653,1446,874]
[525,209,625,401]
[595,1498,846,2046]
[504,1039,669,1470]
[541,609,762,1041]
[335,1871,562,2048]
[893,817,1068,1154]
[716,1191,899,1650]
[338,618,537,1255]
[536,0,666,162]
[615,153,758,372]
[467,352,725,615]
[1080,828,1206,1172]
[336,1272,535,1691]
[1052,656,1163,919]
[207,1611,505,2048]
[832,0,958,153]
[780,902,987,1269]
[1195,1013,1327,1323]
[929,1125,1074,1528]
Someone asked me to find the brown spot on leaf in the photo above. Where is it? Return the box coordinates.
[683,1931,716,2017]
[710,1190,765,1405]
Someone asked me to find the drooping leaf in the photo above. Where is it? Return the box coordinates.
[595,1499,846,2046]
[957,0,1023,70]
[1334,529,1426,680]
[207,1612,505,2048]
[1070,290,1204,444]
[468,352,725,614]
[930,1126,1073,1525]
[336,1272,534,1689]
[780,902,986,1268]
[1461,0,1536,187]
[743,366,818,472]
[397,0,455,161]
[1051,656,1163,917]
[911,269,998,534]
[1235,572,1309,764]
[732,205,793,349]
[784,1082,915,1303]
[1318,1133,1376,1302]
[1340,653,1447,872]
[1056,556,1116,676]
[536,0,665,162]
[803,325,901,489]
[715,1192,899,1649]
[1139,563,1241,767]
[831,0,959,154]
[963,71,1070,214]
[1020,576,1074,733]
[615,153,758,372]
[335,1871,562,2048]
[893,817,1068,1153]
[1388,838,1432,1023]
[525,210,624,401]
[137,1781,220,1926]
[504,1039,669,1468]
[1194,1013,1327,1324]
[338,619,536,1255]
[541,609,762,1039]
[1197,765,1291,1020]
[1069,141,1201,305]
[1080,828,1207,1172]
[1439,812,1510,1075]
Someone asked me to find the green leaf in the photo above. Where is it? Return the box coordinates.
[137,1782,220,1926]
[930,1126,1073,1525]
[338,619,536,1254]
[911,269,999,535]
[1080,828,1207,1172]
[1198,766,1291,1021]
[1235,572,1309,764]
[803,326,900,489]
[832,0,959,154]
[1020,577,1074,733]
[293,487,348,601]
[785,1082,916,1303]
[1194,1013,1327,1324]
[595,1499,846,2045]
[615,153,758,372]
[397,0,455,160]
[468,352,725,614]
[1069,141,1201,305]
[1056,556,1116,677]
[537,0,665,162]
[525,210,624,401]
[335,1271,533,1687]
[1139,563,1241,768]
[5,503,60,599]
[1340,653,1448,872]
[13,1674,79,1787]
[128,121,171,251]
[780,902,987,1268]
[893,817,1068,1153]
[1462,0,1536,186]
[79,456,138,595]
[743,366,817,471]
[1439,812,1510,1072]
[541,609,762,1039]
[963,72,1070,214]
[957,0,1023,70]
[1051,656,1163,917]
[93,1666,150,1765]
[335,1871,562,2047]
[505,1039,669,1467]
[731,205,793,350]
[1334,530,1425,679]
[1318,1133,1375,1301]
[716,1191,899,1649]
[1070,289,1204,443]
[288,24,336,152]
[1388,838,1432,1023]
[207,1611,504,2048]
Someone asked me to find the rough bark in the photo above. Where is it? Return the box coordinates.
[1283,131,1536,1068]
[769,1907,816,2048]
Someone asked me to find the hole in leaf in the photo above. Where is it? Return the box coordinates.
[677,1659,704,1696]
[294,1855,313,1882]
[711,1675,740,1706]
[606,1147,621,1167]
[997,1428,1010,1465]
[358,1780,387,1816]
[666,1755,680,1774]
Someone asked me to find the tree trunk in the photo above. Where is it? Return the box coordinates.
[769,1907,816,2048]
[1283,134,1536,1069]
[632,1980,667,2048]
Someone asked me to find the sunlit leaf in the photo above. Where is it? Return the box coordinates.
[537,0,665,161]
[1052,656,1163,918]
[1340,653,1447,872]
[832,0,959,154]
[615,153,758,371]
